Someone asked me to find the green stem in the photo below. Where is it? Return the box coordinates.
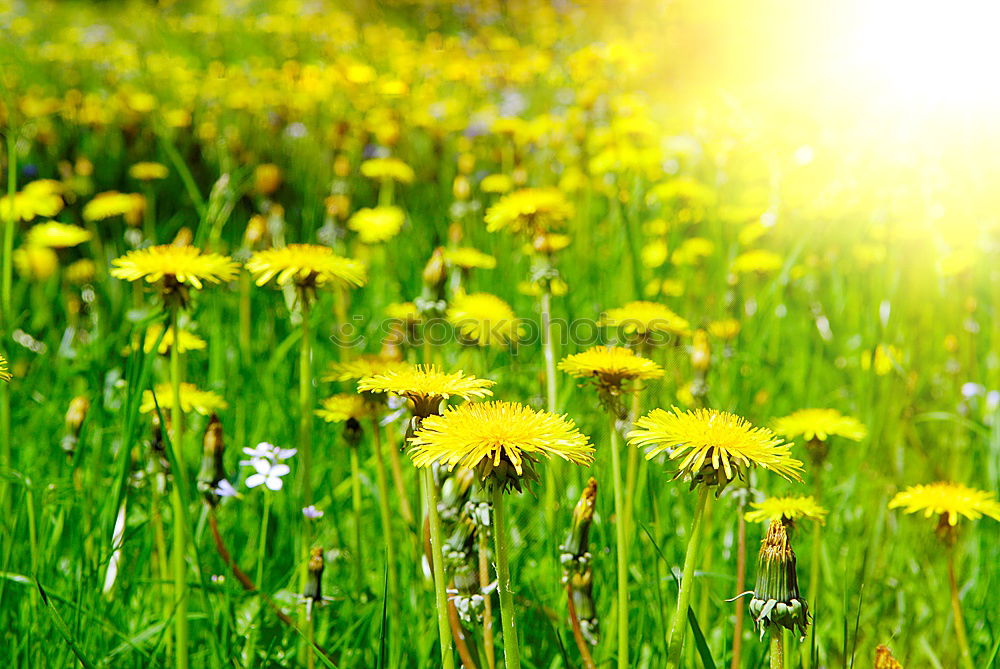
[239,272,251,367]
[805,469,822,669]
[948,546,976,669]
[299,293,313,505]
[540,287,559,533]
[769,629,784,669]
[2,130,16,327]
[371,419,399,606]
[424,468,456,669]
[169,304,189,669]
[608,412,629,669]
[666,485,710,669]
[255,494,271,587]
[350,446,364,591]
[491,484,521,669]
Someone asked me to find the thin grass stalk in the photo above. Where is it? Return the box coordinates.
[245,493,272,663]
[387,435,415,525]
[731,492,748,669]
[349,446,364,590]
[947,546,976,669]
[239,272,251,367]
[541,287,559,532]
[769,629,784,669]
[622,387,642,540]
[490,484,520,669]
[299,292,314,505]
[371,418,399,605]
[424,467,456,669]
[478,526,496,669]
[666,485,710,669]
[608,412,629,669]
[805,469,822,669]
[168,303,189,669]
[2,130,16,326]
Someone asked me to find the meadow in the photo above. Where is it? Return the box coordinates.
[1,1,998,668]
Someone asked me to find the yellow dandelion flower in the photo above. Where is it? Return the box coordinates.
[348,206,405,244]
[731,249,783,274]
[316,394,373,422]
[385,301,421,322]
[447,292,523,348]
[246,244,367,289]
[708,318,741,340]
[111,245,239,290]
[360,157,415,184]
[13,246,58,281]
[0,180,63,221]
[26,221,92,248]
[874,645,903,669]
[409,401,593,489]
[745,495,828,525]
[128,162,169,181]
[254,164,282,195]
[671,237,715,266]
[0,355,11,382]
[559,345,664,388]
[628,407,804,486]
[445,247,497,270]
[140,383,228,415]
[602,301,691,338]
[485,187,574,236]
[889,481,1000,526]
[481,173,513,194]
[861,344,901,376]
[65,258,96,284]
[358,364,494,417]
[83,191,145,224]
[322,355,411,382]
[143,325,207,355]
[773,409,867,442]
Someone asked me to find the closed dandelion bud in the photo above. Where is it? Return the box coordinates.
[453,175,471,200]
[172,227,192,247]
[691,329,711,372]
[61,395,90,457]
[333,154,350,178]
[244,215,267,248]
[325,193,351,220]
[560,478,599,645]
[874,644,903,669]
[422,247,448,292]
[304,546,324,602]
[457,152,475,175]
[750,519,809,640]
[196,414,226,505]
[254,163,282,195]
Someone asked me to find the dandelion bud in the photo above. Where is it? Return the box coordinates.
[304,546,325,603]
[244,215,267,248]
[254,163,282,195]
[172,227,192,247]
[691,329,711,372]
[421,247,448,292]
[749,519,809,640]
[61,395,90,457]
[874,644,903,669]
[452,175,471,200]
[333,154,351,178]
[560,478,599,645]
[457,152,475,175]
[197,414,226,505]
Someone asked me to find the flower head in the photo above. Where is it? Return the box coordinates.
[13,246,58,281]
[0,355,11,382]
[322,355,411,383]
[111,245,239,299]
[0,180,63,221]
[358,364,494,417]
[246,244,366,290]
[242,442,297,462]
[601,301,691,341]
[708,318,741,340]
[485,187,574,236]
[628,407,803,490]
[315,394,373,423]
[749,519,809,639]
[731,249,782,274]
[83,191,145,224]
[772,409,867,443]
[143,325,207,355]
[360,157,415,183]
[409,401,593,491]
[129,162,169,181]
[874,645,903,669]
[447,292,523,347]
[302,505,325,519]
[445,247,497,270]
[745,495,827,526]
[559,346,663,411]
[245,458,290,491]
[348,206,405,244]
[889,481,1000,527]
[26,222,92,248]
[140,383,228,415]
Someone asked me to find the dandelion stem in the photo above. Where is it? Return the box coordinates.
[730,490,748,669]
[371,418,399,605]
[566,581,597,669]
[540,286,559,533]
[349,446,364,591]
[947,545,976,669]
[255,494,271,588]
[478,522,496,669]
[424,467,456,669]
[769,629,784,669]
[387,434,415,525]
[168,303,189,669]
[299,291,314,505]
[491,484,521,669]
[608,412,629,669]
[804,469,823,669]
[666,485,710,669]
[2,129,16,328]
[239,271,251,367]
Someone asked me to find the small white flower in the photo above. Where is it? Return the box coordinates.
[302,505,324,519]
[241,441,297,466]
[214,479,239,498]
[245,459,291,491]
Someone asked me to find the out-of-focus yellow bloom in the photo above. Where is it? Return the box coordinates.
[322,355,411,383]
[447,292,523,347]
[0,355,11,382]
[861,344,901,375]
[936,248,976,277]
[641,240,669,268]
[140,383,228,415]
[602,301,690,339]
[26,221,92,248]
[361,157,414,184]
[647,176,716,208]
[481,173,513,194]
[13,246,58,280]
[485,187,573,236]
[889,482,1000,526]
[254,164,282,195]
[708,319,741,340]
[111,245,239,290]
[660,278,684,297]
[385,301,421,322]
[518,278,568,297]
[143,325,207,355]
[671,237,715,266]
[129,162,169,181]
[445,247,496,270]
[348,206,405,243]
[773,409,867,442]
[316,394,373,422]
[874,645,903,669]
[745,495,828,525]
[559,346,664,389]
[83,191,145,225]
[0,180,64,221]
[731,249,782,274]
[690,329,710,371]
[247,244,366,289]
[65,258,96,284]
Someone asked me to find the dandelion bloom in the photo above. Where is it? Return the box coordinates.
[246,244,366,289]
[409,401,593,489]
[140,383,228,415]
[0,355,11,382]
[559,345,664,388]
[628,407,803,486]
[707,318,741,340]
[385,301,421,322]
[480,173,513,194]
[129,162,169,181]
[444,247,496,270]
[358,364,494,416]
[348,206,405,243]
[65,259,97,284]
[874,645,903,669]
[360,157,415,184]
[772,408,867,443]
[602,301,691,338]
[446,292,523,347]
[26,221,92,248]
[83,191,145,224]
[111,245,239,290]
[745,495,827,525]
[13,246,58,280]
[731,249,782,274]
[0,180,63,221]
[143,325,207,355]
[322,355,411,382]
[888,481,1000,526]
[316,394,374,423]
[485,187,573,236]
